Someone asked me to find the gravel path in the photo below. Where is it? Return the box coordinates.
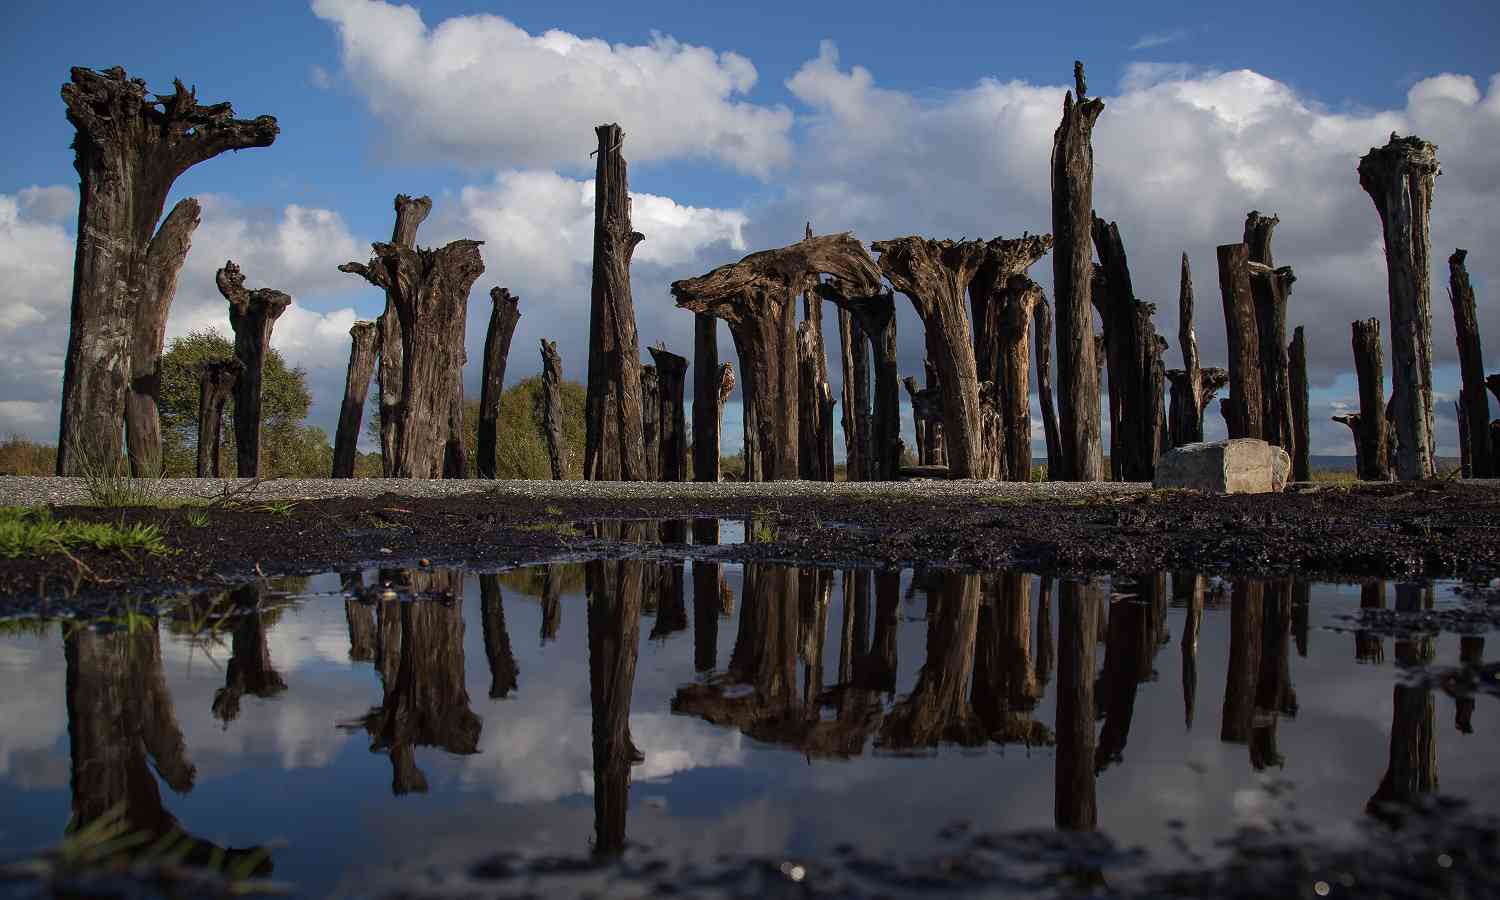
[0,475,1151,506]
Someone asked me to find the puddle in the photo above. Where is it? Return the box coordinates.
[0,560,1496,897]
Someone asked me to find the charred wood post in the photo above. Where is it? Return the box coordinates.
[1033,296,1064,476]
[822,283,902,480]
[797,322,829,480]
[640,364,660,481]
[1218,243,1263,440]
[819,383,836,481]
[195,359,240,478]
[1050,62,1106,481]
[216,261,290,478]
[649,344,689,482]
[872,238,989,477]
[584,124,647,481]
[56,67,277,475]
[1333,413,1363,475]
[477,288,521,479]
[693,314,721,482]
[1289,327,1310,482]
[1458,401,1471,477]
[673,234,881,480]
[1360,135,1440,479]
[1449,249,1490,477]
[1353,319,1392,481]
[924,359,948,466]
[837,308,871,481]
[540,340,567,480]
[1167,254,1208,446]
[1245,213,1296,454]
[332,321,378,478]
[1091,217,1164,480]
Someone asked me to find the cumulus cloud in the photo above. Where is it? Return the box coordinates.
[311,0,794,176]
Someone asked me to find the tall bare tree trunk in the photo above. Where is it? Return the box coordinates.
[693,314,721,482]
[1289,326,1310,482]
[972,235,1052,480]
[1091,217,1163,480]
[217,261,290,478]
[333,321,378,478]
[1167,253,1209,447]
[649,345,689,481]
[1245,212,1297,456]
[1353,319,1391,481]
[1033,296,1064,476]
[640,364,660,480]
[1218,243,1262,440]
[195,359,239,478]
[837,308,869,481]
[477,287,521,479]
[824,284,901,480]
[540,339,567,480]
[1449,249,1490,477]
[56,67,277,475]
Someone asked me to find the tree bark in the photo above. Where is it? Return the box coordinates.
[1050,62,1106,482]
[443,367,469,479]
[1033,295,1064,476]
[1333,413,1364,476]
[1360,135,1440,480]
[540,339,567,480]
[1449,249,1490,477]
[693,314,721,482]
[217,261,290,478]
[823,284,902,480]
[797,322,826,480]
[195,359,240,478]
[584,124,647,482]
[477,287,521,479]
[1091,217,1163,480]
[971,235,1053,480]
[1353,318,1392,481]
[1166,253,1207,447]
[1055,576,1101,830]
[649,344,689,482]
[1218,243,1262,440]
[1245,212,1297,456]
[333,320,378,478]
[1289,326,1310,482]
[640,364,660,481]
[837,308,869,481]
[56,68,277,475]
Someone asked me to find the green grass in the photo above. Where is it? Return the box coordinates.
[0,507,173,559]
[750,505,779,543]
[514,520,582,538]
[186,508,210,528]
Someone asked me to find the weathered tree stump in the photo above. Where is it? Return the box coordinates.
[1289,326,1310,482]
[649,344,689,482]
[822,282,902,480]
[443,365,470,479]
[797,322,828,480]
[1091,217,1164,480]
[477,287,521,479]
[1166,253,1214,447]
[1448,249,1490,477]
[693,314,721,482]
[640,364,660,481]
[819,383,836,481]
[56,67,277,475]
[584,124,647,482]
[540,339,567,480]
[1360,134,1440,480]
[971,235,1053,480]
[1353,318,1391,481]
[1457,401,1471,477]
[903,375,945,468]
[1050,62,1106,482]
[1032,295,1063,477]
[333,321,378,478]
[216,261,290,478]
[195,359,241,478]
[1333,413,1364,475]
[978,382,1004,479]
[1245,212,1297,456]
[1218,243,1262,440]
[837,308,871,481]
[673,233,881,480]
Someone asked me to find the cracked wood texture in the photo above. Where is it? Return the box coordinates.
[217,261,290,478]
[1360,134,1440,480]
[873,237,988,478]
[1217,243,1262,441]
[1049,62,1105,481]
[1091,218,1162,481]
[194,358,239,477]
[478,287,521,479]
[822,282,901,480]
[126,198,200,476]
[641,365,659,480]
[674,232,881,480]
[838,307,872,481]
[1032,295,1063,477]
[1289,326,1310,482]
[971,234,1052,480]
[1448,249,1491,477]
[540,339,567,480]
[796,323,832,481]
[585,124,647,481]
[1246,211,1297,456]
[333,320,378,478]
[57,67,277,474]
[692,314,721,482]
[1353,318,1392,481]
[649,345,689,482]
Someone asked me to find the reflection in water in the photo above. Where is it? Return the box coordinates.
[1251,579,1298,770]
[1357,581,1386,664]
[1055,579,1102,831]
[1368,584,1438,817]
[880,573,981,749]
[1221,580,1263,744]
[973,573,1049,747]
[1175,572,1205,730]
[480,574,519,699]
[212,584,288,724]
[587,528,645,856]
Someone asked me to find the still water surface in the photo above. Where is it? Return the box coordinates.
[0,521,1494,896]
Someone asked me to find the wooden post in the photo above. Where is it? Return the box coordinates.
[333,320,378,478]
[584,124,647,482]
[837,308,870,481]
[1352,319,1391,481]
[539,339,566,480]
[1360,135,1440,480]
[195,359,240,478]
[1218,243,1262,440]
[1245,212,1296,455]
[56,68,276,475]
[1033,295,1063,477]
[692,314,721,482]
[797,322,826,480]
[649,345,689,482]
[442,360,469,479]
[216,261,290,478]
[1166,252,1213,447]
[1449,249,1490,477]
[477,287,521,479]
[1091,217,1164,480]
[1050,62,1106,482]
[978,382,1003,479]
[819,384,836,483]
[823,283,902,480]
[1289,326,1310,482]
[1457,401,1471,478]
[640,364,659,481]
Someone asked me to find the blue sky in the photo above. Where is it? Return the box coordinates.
[2,0,1498,457]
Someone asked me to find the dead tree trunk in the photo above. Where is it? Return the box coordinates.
[640,364,660,480]
[478,575,518,699]
[477,287,521,479]
[693,314,721,482]
[1033,295,1064,476]
[1333,413,1363,475]
[1221,579,1265,744]
[540,339,567,480]
[872,237,989,478]
[1245,212,1297,455]
[924,359,948,466]
[1091,217,1163,480]
[1166,253,1207,446]
[443,368,469,479]
[1289,326,1310,482]
[1050,62,1106,482]
[1458,401,1471,477]
[56,67,277,475]
[797,322,827,480]
[1360,135,1440,480]
[823,284,902,480]
[584,124,647,481]
[195,359,240,477]
[971,235,1053,480]
[1449,249,1490,477]
[674,233,881,481]
[1218,243,1263,440]
[1353,318,1391,481]
[649,345,689,481]
[216,261,290,478]
[333,321,378,478]
[587,551,644,855]
[837,308,870,481]
[904,376,945,468]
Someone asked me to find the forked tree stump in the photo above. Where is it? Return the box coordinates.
[195,359,241,478]
[692,314,721,482]
[649,344,689,482]
[971,234,1052,480]
[333,320,378,478]
[477,287,521,479]
[1448,249,1490,477]
[217,261,290,478]
[540,339,567,480]
[1353,318,1391,481]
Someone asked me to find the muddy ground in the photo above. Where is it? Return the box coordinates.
[4,478,1500,615]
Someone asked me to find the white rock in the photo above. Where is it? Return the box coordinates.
[1153,439,1289,494]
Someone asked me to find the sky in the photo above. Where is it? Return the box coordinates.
[2,0,1498,459]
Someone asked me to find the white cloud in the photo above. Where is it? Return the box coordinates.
[311,0,794,176]
[308,64,333,89]
[1131,29,1188,51]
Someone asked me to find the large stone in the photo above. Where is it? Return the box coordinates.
[1153,439,1291,494]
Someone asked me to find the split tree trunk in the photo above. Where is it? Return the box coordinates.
[822,283,902,480]
[477,287,521,479]
[217,261,290,478]
[692,314,721,482]
[1166,253,1214,446]
[1218,243,1263,440]
[1033,295,1064,476]
[1353,318,1391,481]
[333,320,378,478]
[584,124,647,482]
[1449,249,1490,477]
[1091,217,1163,480]
[195,359,240,477]
[1359,135,1440,480]
[1049,62,1106,482]
[649,345,689,482]
[1289,326,1310,482]
[540,339,567,480]
[56,67,277,475]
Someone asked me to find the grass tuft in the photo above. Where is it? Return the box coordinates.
[0,507,173,559]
